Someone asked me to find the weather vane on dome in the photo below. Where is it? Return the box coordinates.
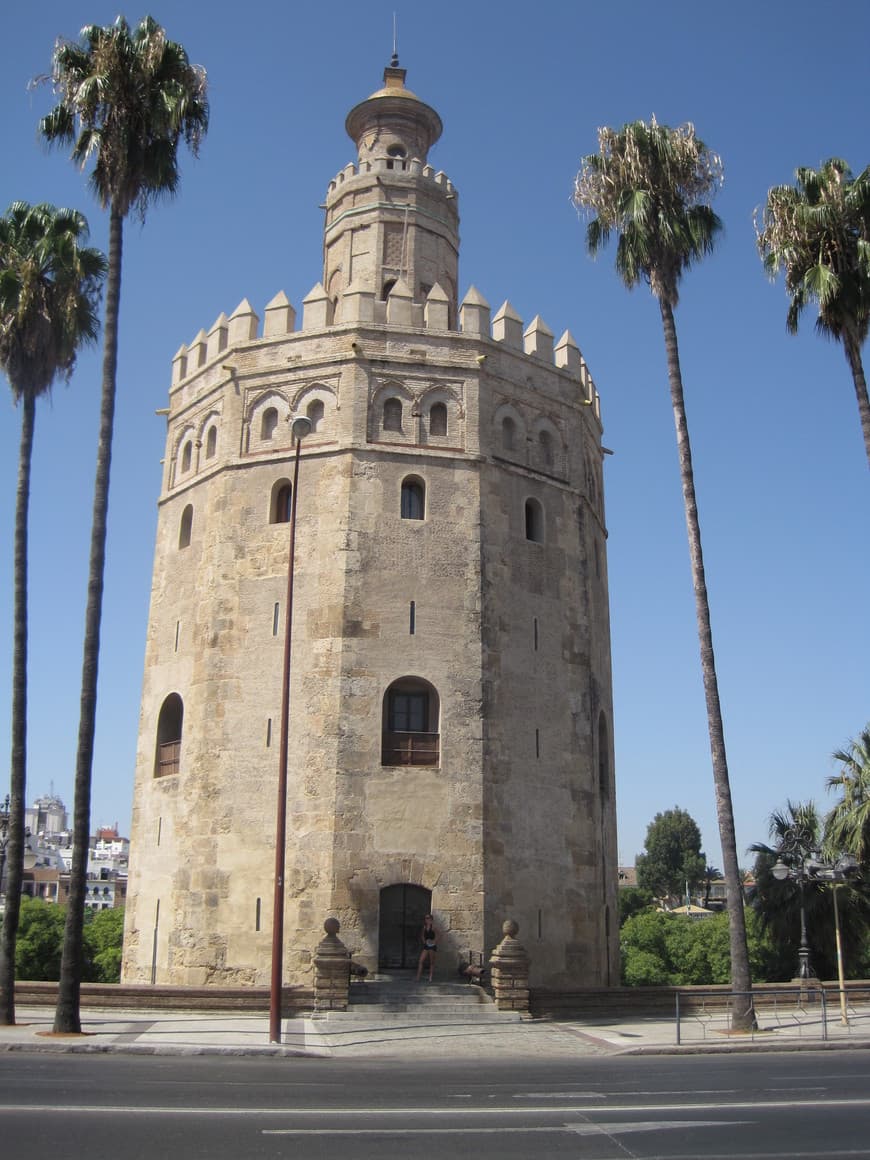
[391,12,399,68]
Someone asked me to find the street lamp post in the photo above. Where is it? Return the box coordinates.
[269,415,312,1044]
[0,795,36,908]
[771,826,816,982]
[772,838,860,1018]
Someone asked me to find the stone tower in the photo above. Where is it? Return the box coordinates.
[122,59,618,991]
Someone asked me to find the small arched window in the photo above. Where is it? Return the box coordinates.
[383,397,403,432]
[307,398,325,432]
[401,476,425,520]
[429,402,447,437]
[386,144,407,171]
[502,416,515,451]
[155,693,183,778]
[539,430,554,468]
[205,426,217,459]
[261,407,279,440]
[178,504,193,549]
[381,279,397,302]
[525,498,544,543]
[382,677,440,766]
[181,442,192,473]
[271,479,292,524]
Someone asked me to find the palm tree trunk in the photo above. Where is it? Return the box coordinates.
[54,207,123,1033]
[0,394,35,1025]
[658,296,756,1031]
[843,335,870,471]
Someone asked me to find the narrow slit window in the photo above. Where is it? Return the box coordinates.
[255,897,262,932]
[401,477,425,520]
[429,402,447,437]
[535,728,540,759]
[307,398,324,432]
[533,617,538,651]
[178,504,193,549]
[409,601,416,635]
[272,602,280,636]
[525,498,544,543]
[383,396,403,431]
[175,621,180,652]
[266,718,272,748]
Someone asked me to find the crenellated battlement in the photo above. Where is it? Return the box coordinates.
[327,156,456,197]
[171,285,599,414]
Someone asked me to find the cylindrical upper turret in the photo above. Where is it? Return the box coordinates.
[345,56,443,166]
[323,59,460,325]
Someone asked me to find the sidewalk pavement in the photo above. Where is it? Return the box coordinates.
[2,1002,870,1060]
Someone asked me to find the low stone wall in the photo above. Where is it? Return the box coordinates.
[531,980,870,1019]
[14,981,314,1013]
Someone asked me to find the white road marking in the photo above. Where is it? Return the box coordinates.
[263,1119,743,1137]
[2,1095,870,1117]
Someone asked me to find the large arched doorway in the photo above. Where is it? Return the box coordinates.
[378,884,432,969]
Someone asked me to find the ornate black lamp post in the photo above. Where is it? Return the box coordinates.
[772,831,860,1006]
[771,841,815,981]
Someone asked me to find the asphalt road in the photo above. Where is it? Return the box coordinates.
[2,1050,870,1159]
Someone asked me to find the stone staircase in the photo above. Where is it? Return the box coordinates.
[315,971,521,1024]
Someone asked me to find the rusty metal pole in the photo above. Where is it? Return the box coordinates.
[269,417,311,1043]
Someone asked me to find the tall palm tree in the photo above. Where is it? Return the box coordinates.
[573,118,755,1029]
[39,16,208,1033]
[756,159,870,469]
[825,724,870,862]
[0,201,104,1024]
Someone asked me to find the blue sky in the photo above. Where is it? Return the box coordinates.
[1,0,868,870]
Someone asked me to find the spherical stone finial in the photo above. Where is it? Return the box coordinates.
[324,917,341,936]
[502,919,519,938]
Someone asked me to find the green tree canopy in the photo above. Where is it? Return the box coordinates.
[83,907,124,983]
[636,807,706,905]
[620,909,775,987]
[13,898,67,981]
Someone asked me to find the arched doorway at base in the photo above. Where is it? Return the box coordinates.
[378,883,431,969]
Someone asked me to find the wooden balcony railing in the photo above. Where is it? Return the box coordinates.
[381,731,439,767]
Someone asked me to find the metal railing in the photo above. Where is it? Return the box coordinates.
[381,731,440,766]
[675,984,870,1044]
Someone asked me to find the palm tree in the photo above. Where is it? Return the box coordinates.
[573,118,755,1029]
[825,724,870,862]
[756,159,870,469]
[0,201,104,1024]
[39,16,208,1033]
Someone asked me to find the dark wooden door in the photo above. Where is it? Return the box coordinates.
[378,883,431,969]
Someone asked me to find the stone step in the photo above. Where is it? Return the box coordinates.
[349,982,487,1005]
[315,1008,521,1024]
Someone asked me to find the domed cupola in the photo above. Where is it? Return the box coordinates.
[322,58,460,325]
[345,54,443,167]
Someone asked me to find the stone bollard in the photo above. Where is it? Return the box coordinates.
[488,919,531,1014]
[313,917,351,1012]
